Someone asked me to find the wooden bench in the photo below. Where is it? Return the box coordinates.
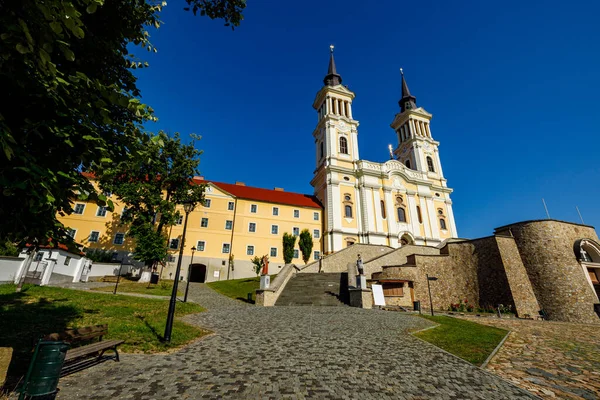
[101,276,119,283]
[45,324,124,363]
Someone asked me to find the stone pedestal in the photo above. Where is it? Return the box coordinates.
[349,288,373,309]
[356,274,367,289]
[260,274,270,290]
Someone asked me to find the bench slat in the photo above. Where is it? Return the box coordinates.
[46,324,108,343]
[65,340,124,361]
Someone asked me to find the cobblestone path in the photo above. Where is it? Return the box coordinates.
[459,316,600,400]
[58,284,535,399]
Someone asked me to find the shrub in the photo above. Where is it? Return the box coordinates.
[282,233,297,264]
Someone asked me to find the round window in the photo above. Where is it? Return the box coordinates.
[344,195,351,201]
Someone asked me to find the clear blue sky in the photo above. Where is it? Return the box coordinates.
[134,0,600,239]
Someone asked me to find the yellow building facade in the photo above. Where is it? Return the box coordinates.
[58,179,323,282]
[310,49,457,253]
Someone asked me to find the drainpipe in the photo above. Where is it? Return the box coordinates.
[227,198,238,280]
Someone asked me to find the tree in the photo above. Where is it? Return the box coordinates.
[250,255,268,276]
[0,240,19,257]
[298,229,313,265]
[98,131,205,267]
[0,0,245,248]
[282,233,296,264]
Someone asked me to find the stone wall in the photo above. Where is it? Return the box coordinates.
[300,244,392,274]
[473,237,515,311]
[496,220,600,324]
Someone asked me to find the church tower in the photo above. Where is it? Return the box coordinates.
[311,46,361,253]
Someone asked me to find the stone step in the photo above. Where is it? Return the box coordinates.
[275,273,348,307]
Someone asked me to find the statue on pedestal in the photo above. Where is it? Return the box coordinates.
[356,254,364,276]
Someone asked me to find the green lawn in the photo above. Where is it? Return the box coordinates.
[207,276,274,304]
[91,280,181,296]
[414,315,508,366]
[0,284,207,388]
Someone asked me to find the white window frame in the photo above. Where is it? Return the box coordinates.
[176,215,183,225]
[73,203,86,215]
[114,232,125,245]
[293,249,299,259]
[270,247,278,257]
[222,243,231,254]
[250,204,257,213]
[96,206,107,217]
[204,199,211,208]
[272,206,279,216]
[89,231,100,243]
[293,209,300,218]
[293,227,299,236]
[228,201,235,211]
[225,220,233,230]
[197,241,206,251]
[201,218,209,228]
[314,251,320,260]
[271,225,278,235]
[66,228,76,239]
[314,212,319,221]
[169,238,179,250]
[248,222,256,233]
[313,229,320,239]
[247,245,254,256]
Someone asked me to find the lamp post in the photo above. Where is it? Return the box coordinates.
[113,258,124,295]
[183,246,196,303]
[164,200,195,343]
[426,274,438,317]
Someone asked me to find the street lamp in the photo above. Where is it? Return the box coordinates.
[164,200,196,343]
[183,246,196,303]
[426,274,438,316]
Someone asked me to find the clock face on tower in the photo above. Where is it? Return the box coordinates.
[338,121,347,131]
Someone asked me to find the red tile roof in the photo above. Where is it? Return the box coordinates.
[194,179,322,209]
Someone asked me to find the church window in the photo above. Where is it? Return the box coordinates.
[344,194,351,201]
[405,160,411,169]
[396,195,403,204]
[345,205,353,218]
[397,207,406,223]
[426,157,435,173]
[339,137,348,154]
[380,201,386,219]
[440,218,447,230]
[416,206,423,224]
[437,208,444,215]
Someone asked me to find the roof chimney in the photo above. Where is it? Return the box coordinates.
[274,187,284,192]
[194,176,204,181]
[235,181,245,186]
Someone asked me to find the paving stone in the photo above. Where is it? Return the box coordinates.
[58,284,535,399]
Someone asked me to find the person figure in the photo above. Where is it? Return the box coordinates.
[356,254,364,276]
[261,255,269,275]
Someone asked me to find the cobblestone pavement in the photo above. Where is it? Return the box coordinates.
[58,284,535,399]
[458,316,600,400]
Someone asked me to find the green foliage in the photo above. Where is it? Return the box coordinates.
[0,0,245,248]
[250,255,268,276]
[0,240,20,257]
[298,229,313,264]
[84,248,115,263]
[282,233,297,264]
[207,275,276,304]
[98,131,204,266]
[415,316,508,366]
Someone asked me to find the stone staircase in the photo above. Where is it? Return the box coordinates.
[275,273,348,306]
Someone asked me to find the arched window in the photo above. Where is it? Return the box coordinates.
[380,201,386,219]
[320,142,324,159]
[426,156,435,173]
[439,218,447,230]
[416,206,423,224]
[397,207,406,223]
[405,160,411,169]
[339,137,348,154]
[344,205,353,218]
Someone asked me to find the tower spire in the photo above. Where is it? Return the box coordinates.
[323,45,342,87]
[399,68,417,112]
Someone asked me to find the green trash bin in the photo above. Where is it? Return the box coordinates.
[19,339,70,399]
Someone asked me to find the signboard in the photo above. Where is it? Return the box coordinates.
[213,271,220,278]
[371,284,386,306]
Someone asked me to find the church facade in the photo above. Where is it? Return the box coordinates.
[311,49,457,254]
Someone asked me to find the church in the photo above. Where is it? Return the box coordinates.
[311,47,457,254]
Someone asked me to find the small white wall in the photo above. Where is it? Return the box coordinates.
[88,262,132,277]
[0,256,25,283]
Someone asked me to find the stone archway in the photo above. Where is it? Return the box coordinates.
[398,232,415,247]
[575,239,600,301]
[189,264,207,283]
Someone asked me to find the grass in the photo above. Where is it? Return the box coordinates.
[207,275,274,304]
[0,284,207,389]
[414,315,508,366]
[91,280,181,296]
